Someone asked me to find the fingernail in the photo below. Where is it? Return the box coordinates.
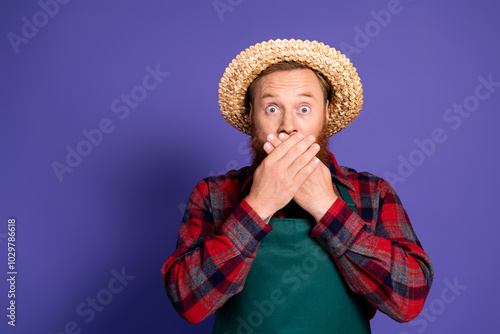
[313,143,320,150]
[267,134,275,141]
[308,135,315,142]
[279,133,286,140]
[264,143,272,150]
[296,133,303,139]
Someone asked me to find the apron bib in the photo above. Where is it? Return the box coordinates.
[212,185,371,334]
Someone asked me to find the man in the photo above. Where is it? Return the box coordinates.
[162,39,434,333]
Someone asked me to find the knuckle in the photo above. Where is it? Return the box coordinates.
[261,159,272,169]
[305,162,317,174]
[296,155,309,166]
[288,145,300,156]
[302,165,312,175]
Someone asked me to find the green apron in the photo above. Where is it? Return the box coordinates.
[212,184,371,334]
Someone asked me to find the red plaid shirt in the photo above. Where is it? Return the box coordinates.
[161,152,434,324]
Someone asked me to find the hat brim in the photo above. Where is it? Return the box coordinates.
[218,39,363,137]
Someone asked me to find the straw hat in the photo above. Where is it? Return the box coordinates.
[218,39,363,137]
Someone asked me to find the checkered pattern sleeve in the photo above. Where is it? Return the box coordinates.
[161,179,272,324]
[311,176,434,322]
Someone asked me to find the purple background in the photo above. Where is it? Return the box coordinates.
[1,0,499,333]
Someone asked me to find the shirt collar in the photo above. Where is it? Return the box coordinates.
[241,151,354,196]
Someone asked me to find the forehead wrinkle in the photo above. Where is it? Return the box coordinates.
[257,76,321,102]
[259,82,319,98]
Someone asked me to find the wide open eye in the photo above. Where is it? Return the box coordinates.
[299,106,310,113]
[266,106,278,113]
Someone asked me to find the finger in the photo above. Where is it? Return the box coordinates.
[267,134,283,149]
[293,155,321,186]
[265,132,306,161]
[288,141,321,176]
[278,133,290,141]
[279,134,317,167]
[262,134,280,154]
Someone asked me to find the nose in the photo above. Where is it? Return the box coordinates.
[277,110,297,136]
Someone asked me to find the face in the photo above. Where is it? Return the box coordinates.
[249,69,330,167]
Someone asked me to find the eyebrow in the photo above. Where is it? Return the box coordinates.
[260,92,317,100]
[298,92,315,99]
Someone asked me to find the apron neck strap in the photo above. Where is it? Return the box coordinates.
[336,182,359,215]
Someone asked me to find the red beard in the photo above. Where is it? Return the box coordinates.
[249,122,331,170]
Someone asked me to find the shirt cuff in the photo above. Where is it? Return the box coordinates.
[221,198,273,258]
[310,197,364,258]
